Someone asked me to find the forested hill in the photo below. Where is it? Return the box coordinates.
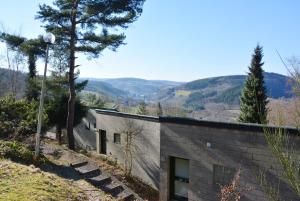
[160,72,293,110]
[0,68,293,110]
[79,77,183,100]
[82,79,128,99]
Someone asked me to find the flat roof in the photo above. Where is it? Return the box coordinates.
[94,109,299,134]
[159,116,298,134]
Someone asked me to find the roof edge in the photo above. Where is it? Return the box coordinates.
[159,116,299,134]
[93,109,299,134]
[94,109,159,122]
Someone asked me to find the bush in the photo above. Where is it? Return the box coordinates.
[0,140,37,164]
[0,96,47,139]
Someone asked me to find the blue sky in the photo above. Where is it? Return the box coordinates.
[0,0,300,82]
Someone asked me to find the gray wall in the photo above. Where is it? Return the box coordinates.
[159,121,300,201]
[74,110,97,150]
[94,110,161,189]
[75,110,299,200]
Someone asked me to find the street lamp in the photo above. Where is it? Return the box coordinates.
[35,33,55,157]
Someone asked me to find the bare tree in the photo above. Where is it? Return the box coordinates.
[1,41,25,98]
[119,119,143,176]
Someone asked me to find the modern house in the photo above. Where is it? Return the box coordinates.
[76,109,300,201]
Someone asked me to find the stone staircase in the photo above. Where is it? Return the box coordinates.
[70,161,138,201]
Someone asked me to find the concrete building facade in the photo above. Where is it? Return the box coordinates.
[76,109,300,201]
[93,109,160,189]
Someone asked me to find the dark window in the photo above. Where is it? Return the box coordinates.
[114,133,121,144]
[213,164,236,187]
[93,122,96,128]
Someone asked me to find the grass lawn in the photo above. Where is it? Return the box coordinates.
[0,159,86,201]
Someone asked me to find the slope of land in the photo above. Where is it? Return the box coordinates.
[0,140,115,201]
[0,159,86,201]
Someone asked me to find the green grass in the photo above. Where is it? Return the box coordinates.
[0,140,87,201]
[0,159,86,201]
[175,90,191,97]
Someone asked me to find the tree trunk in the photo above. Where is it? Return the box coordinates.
[28,53,36,78]
[66,0,78,150]
[67,55,75,150]
[56,125,62,145]
[26,53,38,101]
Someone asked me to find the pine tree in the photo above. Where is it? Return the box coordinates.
[46,46,87,144]
[36,0,145,149]
[239,45,268,124]
[156,102,163,116]
[137,101,148,115]
[0,33,46,100]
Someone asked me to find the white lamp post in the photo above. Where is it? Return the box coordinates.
[35,33,55,157]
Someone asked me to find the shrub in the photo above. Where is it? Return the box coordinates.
[0,96,47,139]
[0,140,43,164]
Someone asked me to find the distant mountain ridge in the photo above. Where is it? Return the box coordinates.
[160,72,293,110]
[82,79,128,99]
[80,72,293,110]
[80,77,183,100]
[0,68,293,111]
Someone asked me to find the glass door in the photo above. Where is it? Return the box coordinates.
[170,157,189,200]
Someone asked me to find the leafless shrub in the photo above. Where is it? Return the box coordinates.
[119,119,143,176]
[219,167,253,201]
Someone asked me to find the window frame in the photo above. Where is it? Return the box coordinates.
[113,133,121,144]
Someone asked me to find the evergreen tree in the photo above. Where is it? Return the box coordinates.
[37,0,145,150]
[0,33,46,100]
[46,46,87,144]
[156,102,163,116]
[239,45,268,124]
[137,101,148,115]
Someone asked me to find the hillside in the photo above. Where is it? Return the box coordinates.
[0,140,112,201]
[81,77,182,101]
[82,79,128,99]
[103,78,181,99]
[161,72,293,110]
[0,159,86,201]
[0,68,294,113]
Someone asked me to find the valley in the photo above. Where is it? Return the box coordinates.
[0,67,294,122]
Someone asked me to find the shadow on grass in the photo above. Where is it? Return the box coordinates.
[0,139,82,182]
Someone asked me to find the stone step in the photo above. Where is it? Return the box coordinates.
[86,175,112,186]
[103,183,124,196]
[117,191,135,201]
[70,161,88,168]
[74,165,101,178]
